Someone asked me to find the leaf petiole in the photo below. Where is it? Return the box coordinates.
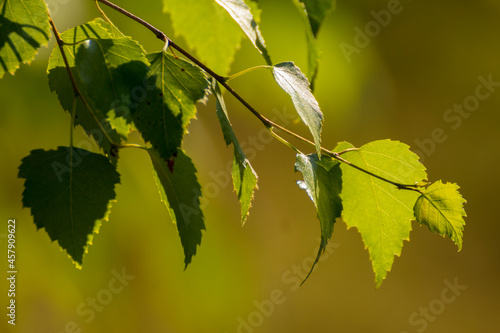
[116,143,148,150]
[94,0,114,26]
[269,128,302,155]
[224,65,271,82]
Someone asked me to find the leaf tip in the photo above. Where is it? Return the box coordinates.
[300,245,323,286]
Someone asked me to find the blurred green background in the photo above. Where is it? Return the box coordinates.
[1,0,499,332]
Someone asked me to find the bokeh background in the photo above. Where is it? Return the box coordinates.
[1,0,499,332]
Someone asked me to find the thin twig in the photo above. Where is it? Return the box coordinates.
[49,17,80,98]
[337,148,359,155]
[94,0,422,191]
[48,13,117,149]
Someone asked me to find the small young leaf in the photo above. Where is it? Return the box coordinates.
[149,148,205,268]
[295,153,342,282]
[133,52,209,161]
[212,79,258,224]
[215,0,271,65]
[272,62,323,155]
[162,0,243,75]
[335,140,427,287]
[18,147,120,267]
[0,0,50,78]
[414,181,466,250]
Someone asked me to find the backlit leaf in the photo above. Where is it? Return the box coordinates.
[414,181,466,250]
[133,51,209,161]
[162,0,243,75]
[215,0,271,65]
[292,0,320,89]
[295,153,342,282]
[0,0,50,78]
[299,0,334,37]
[272,62,323,155]
[18,147,120,266]
[149,148,205,268]
[212,79,258,224]
[335,140,427,287]
[47,18,149,161]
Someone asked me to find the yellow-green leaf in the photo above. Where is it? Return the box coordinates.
[414,181,466,250]
[335,140,427,287]
[162,0,243,75]
[0,0,50,78]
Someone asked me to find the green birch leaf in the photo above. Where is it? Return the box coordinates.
[18,147,120,267]
[295,153,342,282]
[47,18,149,160]
[0,0,50,78]
[335,140,427,288]
[293,0,334,89]
[299,0,334,37]
[212,79,258,224]
[272,62,323,155]
[215,0,271,65]
[162,0,243,75]
[292,0,320,90]
[414,181,466,250]
[74,38,149,134]
[46,19,115,74]
[149,148,205,268]
[132,52,209,162]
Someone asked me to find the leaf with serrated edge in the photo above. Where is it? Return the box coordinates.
[47,18,149,160]
[272,62,323,155]
[215,0,271,65]
[296,153,342,282]
[335,140,427,288]
[212,79,258,224]
[414,181,466,250]
[133,52,209,162]
[0,0,50,78]
[162,0,243,75]
[18,147,120,267]
[149,148,205,268]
